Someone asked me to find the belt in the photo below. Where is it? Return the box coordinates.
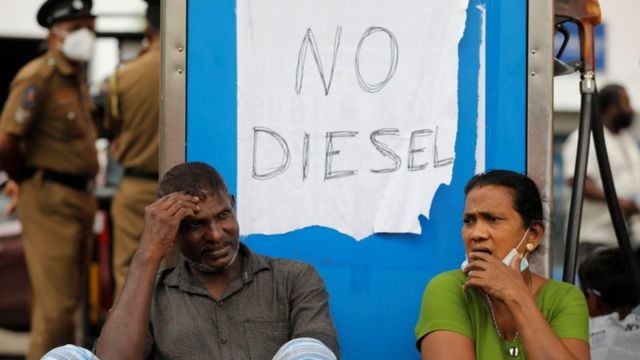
[123,168,159,181]
[23,168,92,192]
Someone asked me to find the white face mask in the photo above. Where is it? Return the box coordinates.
[461,228,531,272]
[502,228,530,271]
[55,27,95,62]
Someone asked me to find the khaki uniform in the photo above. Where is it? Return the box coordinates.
[0,50,97,360]
[106,40,160,298]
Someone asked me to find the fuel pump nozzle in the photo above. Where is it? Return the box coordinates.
[555,0,601,73]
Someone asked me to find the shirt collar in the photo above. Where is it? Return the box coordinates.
[148,38,161,52]
[48,49,76,76]
[162,243,271,295]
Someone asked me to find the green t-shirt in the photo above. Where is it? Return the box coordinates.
[415,270,589,359]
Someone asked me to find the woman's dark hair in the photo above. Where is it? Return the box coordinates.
[464,169,543,228]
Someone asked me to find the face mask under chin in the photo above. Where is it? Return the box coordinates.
[613,111,633,129]
[461,228,531,272]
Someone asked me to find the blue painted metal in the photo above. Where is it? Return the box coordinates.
[187,0,238,190]
[186,0,526,358]
[485,0,527,172]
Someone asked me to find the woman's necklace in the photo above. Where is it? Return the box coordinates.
[483,273,534,358]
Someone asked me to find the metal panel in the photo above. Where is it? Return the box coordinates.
[527,0,554,277]
[185,1,527,358]
[160,0,187,175]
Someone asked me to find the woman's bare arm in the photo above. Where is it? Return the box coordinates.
[420,330,475,360]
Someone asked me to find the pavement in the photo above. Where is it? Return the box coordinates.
[0,328,28,359]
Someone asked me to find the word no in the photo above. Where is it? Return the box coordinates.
[295,26,399,95]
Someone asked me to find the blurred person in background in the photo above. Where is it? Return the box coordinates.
[0,0,99,358]
[562,84,640,263]
[105,0,160,299]
[579,247,640,360]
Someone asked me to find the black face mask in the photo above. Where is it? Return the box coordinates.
[613,110,634,130]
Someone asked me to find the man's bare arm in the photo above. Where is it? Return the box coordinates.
[566,176,639,215]
[0,132,22,180]
[95,193,199,360]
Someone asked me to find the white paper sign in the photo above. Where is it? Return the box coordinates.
[237,0,469,240]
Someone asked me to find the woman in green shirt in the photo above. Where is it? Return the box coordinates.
[415,170,589,359]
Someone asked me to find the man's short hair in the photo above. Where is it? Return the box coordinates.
[598,84,625,113]
[158,162,229,200]
[578,247,640,308]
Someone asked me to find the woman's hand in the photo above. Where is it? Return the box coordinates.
[462,251,530,302]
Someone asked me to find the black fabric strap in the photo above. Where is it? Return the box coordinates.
[124,168,159,181]
[23,167,90,192]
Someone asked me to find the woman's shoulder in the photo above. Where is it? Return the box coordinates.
[537,278,589,342]
[537,278,586,306]
[416,270,477,344]
[422,270,468,299]
[540,278,582,295]
[428,270,467,288]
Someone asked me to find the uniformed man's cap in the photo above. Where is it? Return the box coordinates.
[37,0,95,28]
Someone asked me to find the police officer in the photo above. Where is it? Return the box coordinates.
[0,1,98,358]
[106,0,160,298]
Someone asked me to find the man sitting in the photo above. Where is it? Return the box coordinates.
[95,162,339,359]
[578,247,640,360]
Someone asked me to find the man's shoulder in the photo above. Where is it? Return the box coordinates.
[560,128,584,173]
[12,54,55,86]
[248,251,321,285]
[118,49,160,77]
[156,265,178,284]
[616,129,638,144]
[254,252,315,273]
[562,128,580,149]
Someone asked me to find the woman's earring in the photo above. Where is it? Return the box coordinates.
[526,243,535,252]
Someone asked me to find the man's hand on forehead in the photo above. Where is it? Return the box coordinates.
[157,192,201,215]
[139,192,201,259]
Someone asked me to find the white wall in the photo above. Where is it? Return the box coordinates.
[0,0,46,38]
[0,0,145,39]
[555,0,640,112]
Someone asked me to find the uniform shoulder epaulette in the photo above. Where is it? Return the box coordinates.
[118,46,156,75]
[12,54,55,86]
[117,58,137,75]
